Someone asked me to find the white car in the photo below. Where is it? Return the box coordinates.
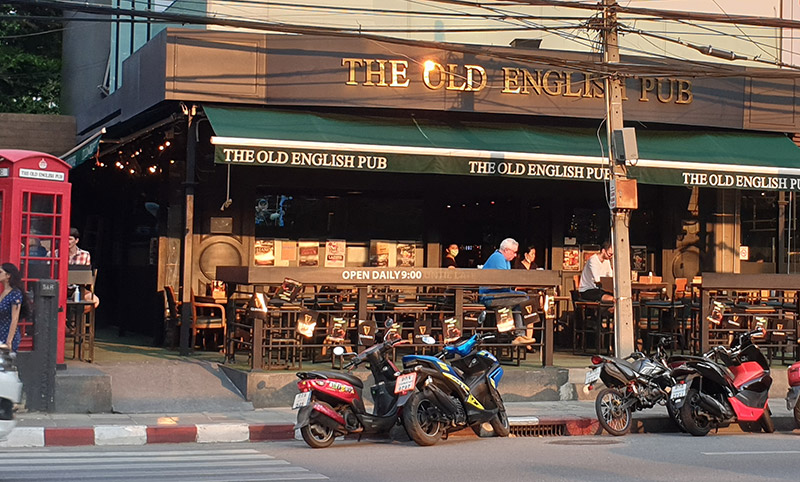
[0,345,22,441]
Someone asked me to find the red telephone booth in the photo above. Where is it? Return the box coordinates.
[0,150,71,363]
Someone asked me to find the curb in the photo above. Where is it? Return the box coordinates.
[1,416,795,447]
[0,423,296,448]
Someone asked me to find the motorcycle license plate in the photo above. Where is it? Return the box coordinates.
[670,384,687,400]
[292,391,312,410]
[394,372,417,394]
[585,367,601,385]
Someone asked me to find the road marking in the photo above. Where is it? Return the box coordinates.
[703,451,800,456]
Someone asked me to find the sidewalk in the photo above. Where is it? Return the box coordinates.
[2,399,795,448]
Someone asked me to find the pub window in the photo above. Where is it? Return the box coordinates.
[740,191,777,265]
[254,191,424,241]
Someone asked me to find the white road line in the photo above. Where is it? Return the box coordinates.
[702,451,800,456]
[4,460,291,470]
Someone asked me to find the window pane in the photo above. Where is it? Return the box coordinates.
[30,194,55,214]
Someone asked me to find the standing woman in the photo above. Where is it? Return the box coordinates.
[0,263,29,351]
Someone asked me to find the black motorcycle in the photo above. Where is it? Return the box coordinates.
[585,335,678,436]
[400,332,509,446]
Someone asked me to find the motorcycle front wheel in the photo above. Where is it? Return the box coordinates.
[666,398,685,432]
[489,404,511,437]
[595,387,632,436]
[679,388,712,437]
[403,391,444,446]
[759,409,775,433]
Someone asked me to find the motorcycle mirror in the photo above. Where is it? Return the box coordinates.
[332,346,345,356]
[384,318,395,329]
[420,335,436,345]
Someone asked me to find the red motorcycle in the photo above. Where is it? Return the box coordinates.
[787,360,800,429]
[670,329,774,436]
[292,323,416,448]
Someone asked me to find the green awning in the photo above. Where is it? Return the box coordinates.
[206,106,800,191]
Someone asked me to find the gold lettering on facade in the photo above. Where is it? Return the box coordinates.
[639,78,655,102]
[564,72,582,97]
[389,60,410,87]
[542,70,563,96]
[446,64,467,91]
[584,76,604,98]
[502,67,521,93]
[656,78,674,103]
[363,59,388,86]
[464,65,487,92]
[676,79,693,104]
[523,69,542,95]
[423,61,445,90]
[342,58,363,85]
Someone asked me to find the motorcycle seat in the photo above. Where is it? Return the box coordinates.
[302,371,364,389]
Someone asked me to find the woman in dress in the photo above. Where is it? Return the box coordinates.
[0,263,30,351]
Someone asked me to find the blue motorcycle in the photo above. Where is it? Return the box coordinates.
[400,333,509,446]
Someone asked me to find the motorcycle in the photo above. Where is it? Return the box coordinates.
[0,344,22,442]
[670,329,774,436]
[585,334,678,436]
[400,332,509,446]
[292,321,416,448]
[786,360,800,429]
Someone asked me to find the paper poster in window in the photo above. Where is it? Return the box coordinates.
[298,241,319,267]
[369,240,391,267]
[631,246,647,272]
[254,239,275,266]
[325,239,346,268]
[280,240,297,262]
[396,242,416,267]
[562,247,580,271]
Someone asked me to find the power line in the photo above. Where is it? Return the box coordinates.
[12,0,800,79]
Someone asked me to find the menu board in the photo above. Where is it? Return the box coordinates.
[325,239,346,268]
[298,240,319,267]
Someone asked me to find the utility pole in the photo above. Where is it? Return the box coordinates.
[602,0,636,357]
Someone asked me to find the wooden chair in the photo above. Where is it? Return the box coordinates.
[190,290,227,351]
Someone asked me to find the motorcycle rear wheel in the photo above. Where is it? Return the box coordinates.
[300,422,335,449]
[680,388,712,437]
[403,391,444,446]
[794,398,800,429]
[759,409,775,434]
[595,387,632,436]
[489,405,511,437]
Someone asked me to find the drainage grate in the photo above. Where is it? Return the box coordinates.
[510,423,566,437]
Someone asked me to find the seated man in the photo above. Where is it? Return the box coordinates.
[479,238,535,345]
[578,241,615,304]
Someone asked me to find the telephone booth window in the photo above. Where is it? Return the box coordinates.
[18,191,64,350]
[0,191,3,252]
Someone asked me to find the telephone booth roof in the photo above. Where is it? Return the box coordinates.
[0,150,71,180]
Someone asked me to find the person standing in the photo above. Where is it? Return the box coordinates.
[479,238,535,345]
[0,263,30,351]
[513,245,539,270]
[443,244,459,268]
[68,228,91,266]
[579,241,614,304]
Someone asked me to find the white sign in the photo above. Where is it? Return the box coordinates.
[739,246,750,261]
[0,167,8,177]
[18,168,65,182]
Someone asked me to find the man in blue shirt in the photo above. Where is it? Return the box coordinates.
[479,238,535,345]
